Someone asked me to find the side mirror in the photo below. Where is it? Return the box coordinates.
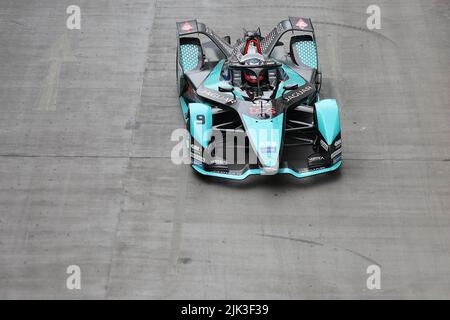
[223,36,231,45]
[283,84,298,91]
[218,84,236,101]
[218,84,234,93]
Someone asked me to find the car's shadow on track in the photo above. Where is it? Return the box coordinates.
[191,167,342,190]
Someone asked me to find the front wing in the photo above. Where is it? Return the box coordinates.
[192,161,342,180]
[189,130,342,180]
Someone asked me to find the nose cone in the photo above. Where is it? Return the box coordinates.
[261,163,279,175]
[242,113,284,171]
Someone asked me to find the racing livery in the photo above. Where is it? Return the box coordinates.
[176,18,342,179]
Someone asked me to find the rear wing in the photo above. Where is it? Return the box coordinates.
[176,20,234,58]
[261,17,315,56]
[176,17,316,60]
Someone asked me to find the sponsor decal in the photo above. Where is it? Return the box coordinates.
[213,169,229,174]
[332,156,342,164]
[210,159,227,166]
[191,145,202,157]
[248,106,277,116]
[296,18,308,30]
[331,148,342,159]
[260,146,277,154]
[309,155,325,162]
[181,22,193,32]
[283,85,313,103]
[334,139,342,147]
[320,140,329,151]
[197,87,236,105]
[191,152,205,163]
[299,165,325,173]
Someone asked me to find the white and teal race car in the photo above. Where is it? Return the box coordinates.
[176,18,342,180]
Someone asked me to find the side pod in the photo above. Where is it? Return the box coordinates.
[188,103,212,149]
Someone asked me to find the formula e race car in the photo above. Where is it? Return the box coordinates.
[176,18,342,179]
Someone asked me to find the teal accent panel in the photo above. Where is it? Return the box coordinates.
[189,103,212,148]
[179,96,189,122]
[203,60,225,90]
[276,64,307,98]
[242,114,284,168]
[315,99,341,145]
[179,44,200,72]
[294,41,318,69]
[192,160,342,180]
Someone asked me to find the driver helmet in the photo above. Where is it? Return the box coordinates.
[242,40,264,85]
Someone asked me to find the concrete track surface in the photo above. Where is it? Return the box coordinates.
[0,0,449,299]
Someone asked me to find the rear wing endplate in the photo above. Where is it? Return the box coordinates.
[261,17,315,56]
